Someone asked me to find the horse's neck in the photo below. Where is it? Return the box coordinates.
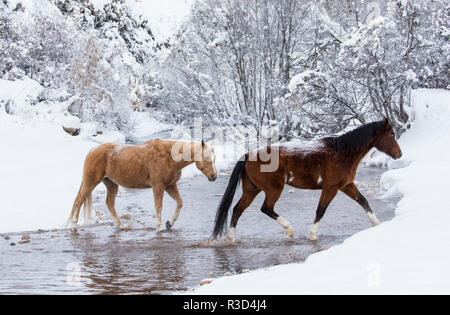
[347,139,377,168]
[173,141,201,170]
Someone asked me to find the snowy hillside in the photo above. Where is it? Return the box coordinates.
[191,89,450,295]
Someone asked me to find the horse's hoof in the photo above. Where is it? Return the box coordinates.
[309,233,318,241]
[119,225,131,231]
[69,223,78,232]
[166,221,172,230]
[225,235,237,244]
[286,228,294,238]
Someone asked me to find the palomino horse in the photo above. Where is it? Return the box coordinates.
[68,139,217,231]
[211,118,402,241]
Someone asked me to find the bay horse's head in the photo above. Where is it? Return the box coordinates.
[196,140,218,182]
[375,118,403,160]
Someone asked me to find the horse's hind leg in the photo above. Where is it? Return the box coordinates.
[309,187,338,241]
[68,183,97,231]
[260,188,294,238]
[152,184,165,232]
[103,178,125,229]
[341,182,380,226]
[227,182,260,242]
[165,184,183,230]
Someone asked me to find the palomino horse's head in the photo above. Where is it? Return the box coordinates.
[196,140,218,181]
[375,118,403,160]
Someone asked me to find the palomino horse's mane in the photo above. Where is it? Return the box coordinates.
[322,121,385,153]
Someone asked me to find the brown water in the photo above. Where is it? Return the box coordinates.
[0,166,397,295]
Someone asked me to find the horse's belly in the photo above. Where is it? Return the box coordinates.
[106,161,151,189]
[288,178,322,190]
[106,173,151,189]
[286,169,322,190]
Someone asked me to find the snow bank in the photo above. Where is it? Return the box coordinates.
[0,78,115,233]
[190,89,450,295]
[0,118,97,233]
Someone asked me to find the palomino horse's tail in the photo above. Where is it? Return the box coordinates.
[211,155,248,239]
[81,193,93,224]
[66,184,93,227]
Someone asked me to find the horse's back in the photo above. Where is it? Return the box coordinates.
[243,144,327,191]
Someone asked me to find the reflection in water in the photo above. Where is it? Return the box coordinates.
[213,246,246,274]
[0,167,398,294]
[68,230,190,294]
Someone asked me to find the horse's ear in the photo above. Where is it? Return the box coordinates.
[383,117,391,130]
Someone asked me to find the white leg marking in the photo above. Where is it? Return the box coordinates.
[155,209,164,231]
[367,212,380,226]
[226,227,235,242]
[277,217,294,238]
[309,223,319,241]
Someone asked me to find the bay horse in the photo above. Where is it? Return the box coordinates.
[67,139,217,232]
[211,118,402,242]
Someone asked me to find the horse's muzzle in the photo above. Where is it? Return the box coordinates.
[208,175,218,182]
[394,151,403,160]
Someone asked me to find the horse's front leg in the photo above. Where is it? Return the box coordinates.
[341,183,380,226]
[152,184,165,231]
[165,184,183,230]
[309,187,338,241]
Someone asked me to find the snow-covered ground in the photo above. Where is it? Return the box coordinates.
[190,89,450,295]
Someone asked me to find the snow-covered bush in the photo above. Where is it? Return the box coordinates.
[0,0,164,133]
[69,33,132,131]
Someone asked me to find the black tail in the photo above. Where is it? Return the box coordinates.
[211,155,248,239]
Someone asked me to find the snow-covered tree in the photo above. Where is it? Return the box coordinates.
[161,0,313,136]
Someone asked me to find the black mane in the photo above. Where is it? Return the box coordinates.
[323,121,384,153]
